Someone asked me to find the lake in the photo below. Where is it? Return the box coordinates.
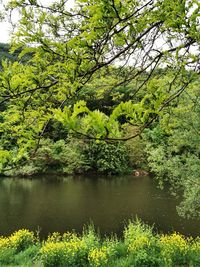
[0,175,199,237]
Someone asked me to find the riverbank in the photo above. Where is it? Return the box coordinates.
[0,220,199,267]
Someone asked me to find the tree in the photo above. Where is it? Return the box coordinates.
[144,75,200,218]
[0,0,199,166]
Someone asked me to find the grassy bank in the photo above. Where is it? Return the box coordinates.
[0,220,199,267]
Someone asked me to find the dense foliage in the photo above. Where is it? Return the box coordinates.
[0,221,200,267]
[0,0,199,151]
[1,137,130,176]
[144,78,200,218]
[0,43,17,65]
[0,0,200,219]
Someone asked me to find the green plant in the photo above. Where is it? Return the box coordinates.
[159,233,189,266]
[84,141,131,175]
[124,220,161,267]
[88,246,110,266]
[9,229,35,252]
[11,245,40,266]
[189,237,200,265]
[0,222,200,266]
[125,126,147,169]
[4,138,90,176]
[40,231,89,267]
[0,229,37,266]
[144,88,200,218]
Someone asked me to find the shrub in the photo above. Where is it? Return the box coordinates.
[124,220,153,246]
[159,233,189,266]
[40,240,88,267]
[0,236,15,265]
[84,141,131,175]
[2,137,131,176]
[0,229,35,265]
[124,220,161,267]
[189,237,200,265]
[9,229,35,252]
[88,246,110,266]
[40,232,88,267]
[7,138,90,176]
[125,126,148,169]
[81,226,100,252]
[40,227,116,267]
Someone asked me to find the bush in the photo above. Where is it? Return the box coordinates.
[189,237,200,265]
[0,236,15,265]
[6,138,90,176]
[159,233,189,266]
[124,126,148,170]
[0,229,36,265]
[40,229,99,267]
[40,241,82,267]
[124,220,161,267]
[88,246,110,266]
[9,229,35,252]
[84,141,131,175]
[3,138,131,176]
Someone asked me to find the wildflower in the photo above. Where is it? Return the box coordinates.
[9,229,34,251]
[128,235,150,252]
[88,246,109,266]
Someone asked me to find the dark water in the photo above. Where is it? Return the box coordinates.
[0,175,199,237]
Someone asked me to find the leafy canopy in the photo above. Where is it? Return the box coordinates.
[0,0,200,163]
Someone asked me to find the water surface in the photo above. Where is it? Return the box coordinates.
[0,175,199,237]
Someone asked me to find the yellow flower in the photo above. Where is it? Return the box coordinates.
[0,237,10,251]
[46,232,62,243]
[9,229,34,251]
[160,233,187,250]
[88,246,109,266]
[160,232,189,260]
[128,235,150,252]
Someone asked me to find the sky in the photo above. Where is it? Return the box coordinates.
[0,0,75,43]
[0,23,10,43]
[0,0,12,43]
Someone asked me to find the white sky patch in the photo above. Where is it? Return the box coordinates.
[0,21,11,43]
[0,0,75,43]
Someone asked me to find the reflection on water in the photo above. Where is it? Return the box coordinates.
[0,175,199,237]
